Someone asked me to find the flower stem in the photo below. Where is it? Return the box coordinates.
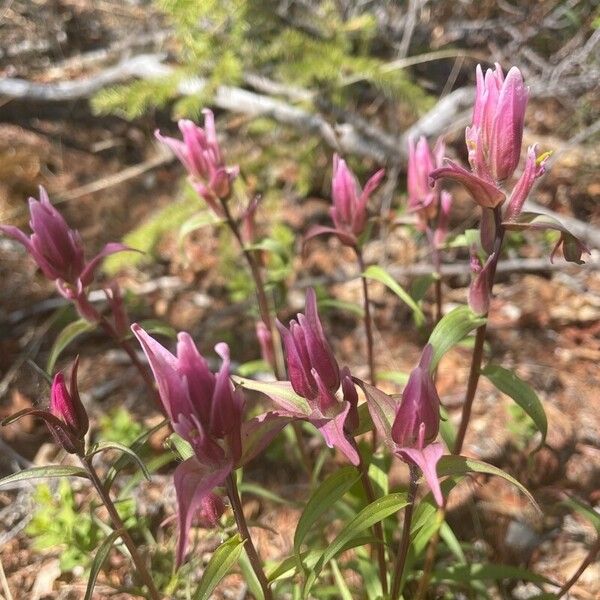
[453,207,504,455]
[225,473,273,600]
[432,246,443,325]
[81,456,162,600]
[390,465,419,600]
[219,200,282,380]
[558,535,600,598]
[358,459,388,597]
[77,296,161,411]
[418,208,505,596]
[356,250,376,386]
[453,323,488,455]
[220,199,312,472]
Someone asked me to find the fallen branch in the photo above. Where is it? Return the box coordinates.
[2,54,599,250]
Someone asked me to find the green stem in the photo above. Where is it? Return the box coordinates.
[81,456,162,600]
[356,250,376,386]
[390,465,418,600]
[219,199,283,380]
[453,207,505,455]
[358,458,388,597]
[225,474,273,600]
[220,199,313,472]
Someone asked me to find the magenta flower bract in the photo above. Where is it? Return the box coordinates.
[430,64,529,210]
[132,324,244,565]
[391,345,445,506]
[407,136,442,220]
[3,359,89,455]
[132,324,244,465]
[468,251,496,315]
[155,110,239,214]
[467,64,529,182]
[0,187,129,305]
[274,288,360,465]
[306,155,384,248]
[504,145,551,221]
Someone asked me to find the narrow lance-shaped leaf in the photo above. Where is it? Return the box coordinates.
[192,534,246,600]
[503,211,589,265]
[294,465,361,554]
[482,364,547,448]
[86,441,151,481]
[167,432,195,461]
[305,493,408,595]
[47,319,96,373]
[437,455,540,512]
[363,265,426,327]
[0,465,89,489]
[561,495,600,533]
[84,529,124,600]
[232,376,311,416]
[432,563,551,586]
[428,306,486,371]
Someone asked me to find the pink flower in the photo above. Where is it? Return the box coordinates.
[504,145,551,221]
[273,289,360,465]
[306,155,384,248]
[468,251,496,315]
[468,64,529,182]
[132,325,244,465]
[430,160,505,209]
[155,110,239,214]
[408,136,438,219]
[132,324,244,565]
[2,359,88,455]
[0,187,128,302]
[391,345,445,506]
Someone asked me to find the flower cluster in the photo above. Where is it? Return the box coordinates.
[0,187,129,320]
[155,110,239,215]
[307,154,384,249]
[274,289,360,465]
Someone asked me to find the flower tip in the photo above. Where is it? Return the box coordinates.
[214,342,230,362]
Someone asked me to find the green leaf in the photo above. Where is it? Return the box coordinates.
[238,549,265,600]
[439,522,466,563]
[267,536,375,582]
[439,405,456,450]
[437,456,540,512]
[302,494,406,595]
[318,493,407,578]
[433,563,550,586]
[232,376,311,415]
[86,441,150,481]
[47,319,96,373]
[428,306,486,371]
[166,432,195,460]
[331,559,354,600]
[318,298,364,318]
[240,482,297,506]
[482,365,547,448]
[561,495,600,533]
[192,534,246,600]
[104,418,168,491]
[294,466,361,554]
[363,265,425,327]
[178,211,222,247]
[376,370,409,386]
[0,465,89,489]
[84,529,123,600]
